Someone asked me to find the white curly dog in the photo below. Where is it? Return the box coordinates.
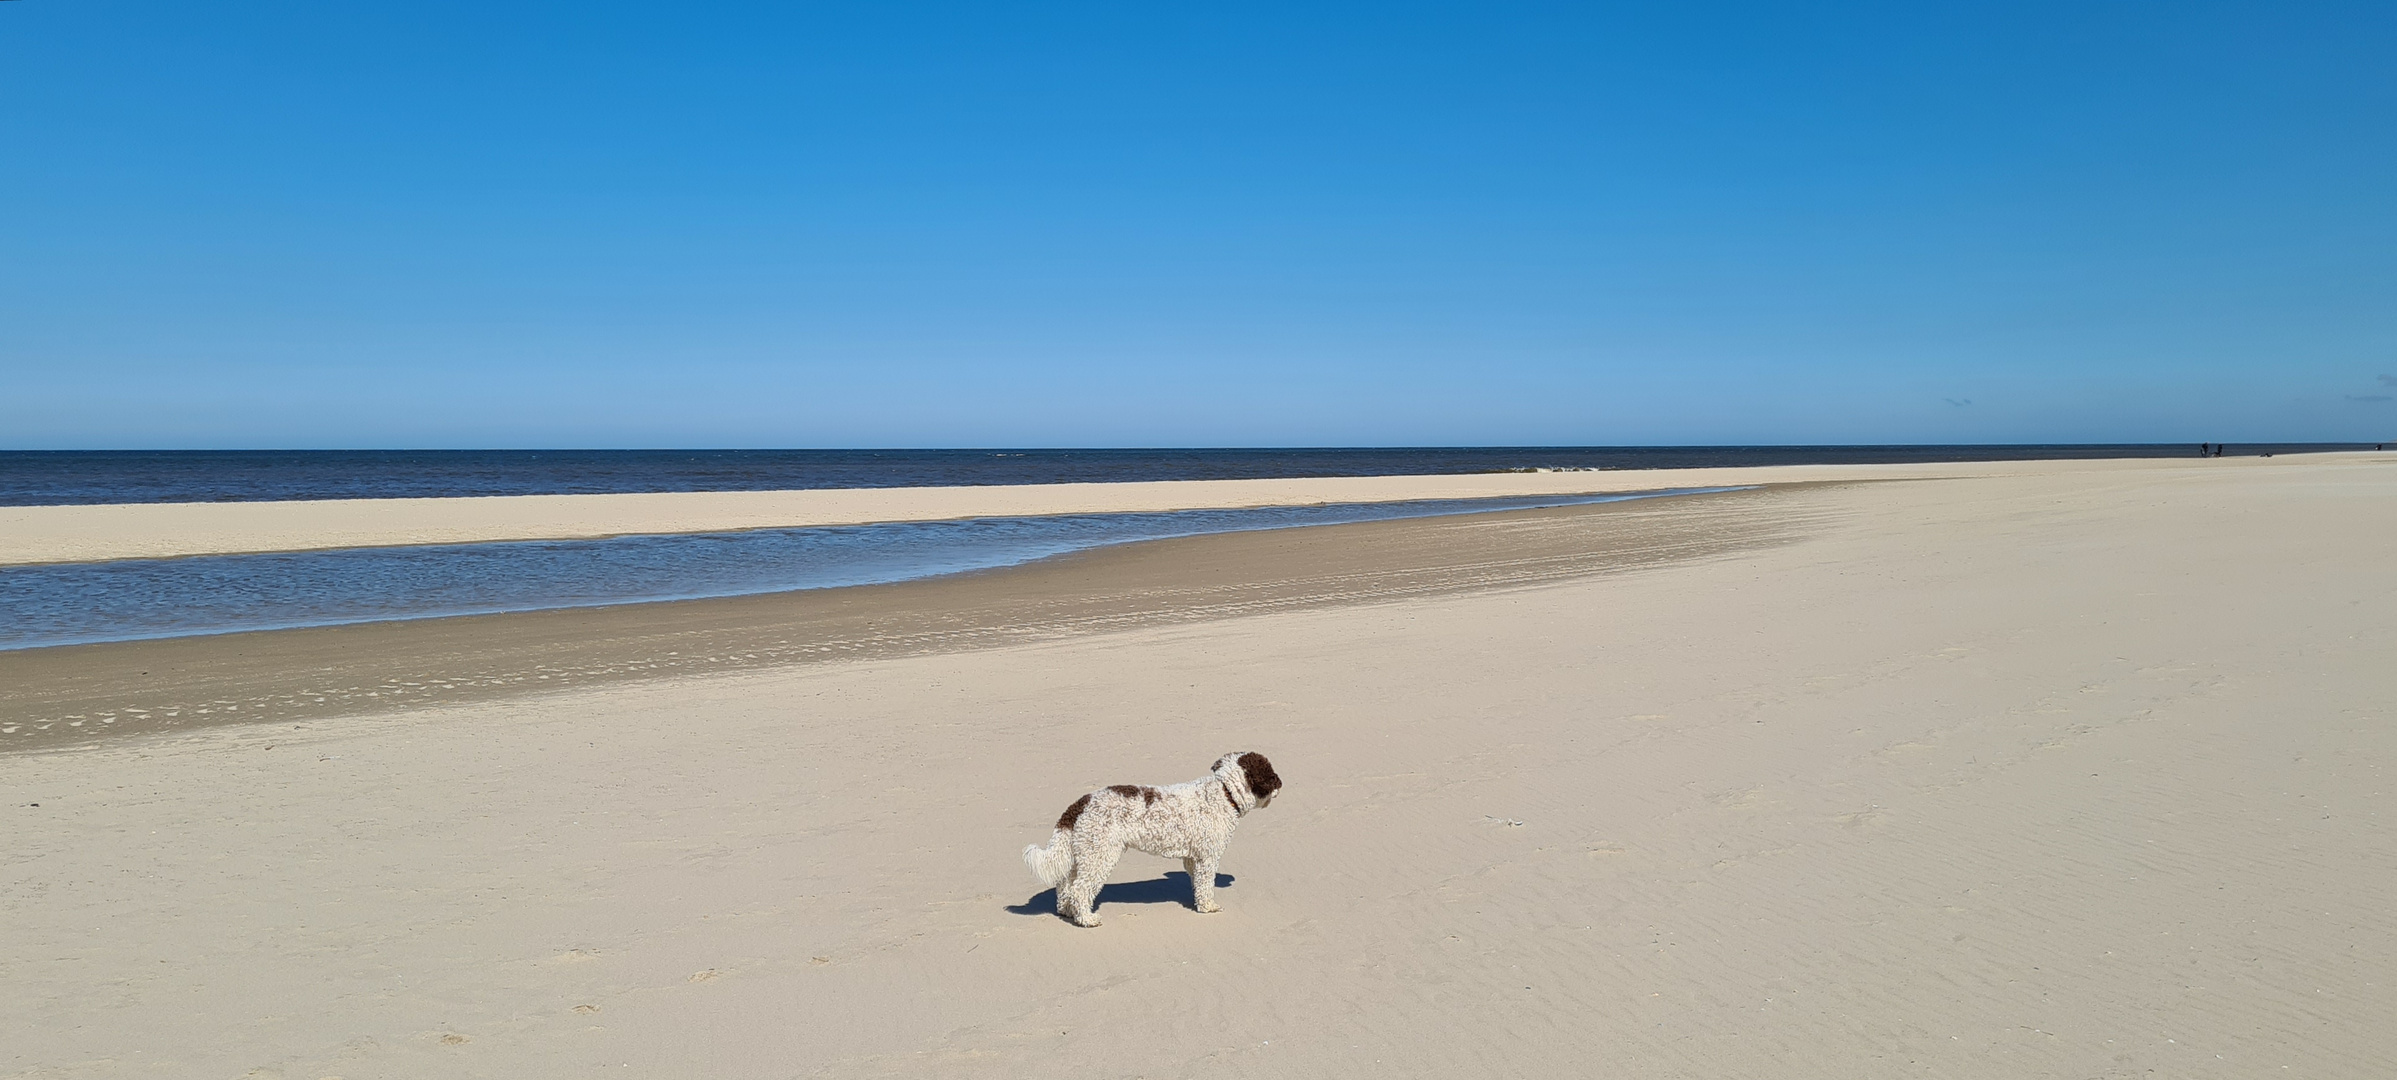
[1023,751,1283,927]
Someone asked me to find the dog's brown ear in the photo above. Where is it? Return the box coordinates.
[1236,752,1282,798]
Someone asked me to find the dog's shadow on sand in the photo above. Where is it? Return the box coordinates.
[1009,871,1234,917]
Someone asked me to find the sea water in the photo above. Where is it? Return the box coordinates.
[0,488,1731,651]
[0,444,2341,506]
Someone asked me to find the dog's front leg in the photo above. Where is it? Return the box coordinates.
[1190,852,1222,913]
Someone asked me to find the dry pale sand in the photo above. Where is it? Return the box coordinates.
[4,455,2394,1079]
[0,456,2204,566]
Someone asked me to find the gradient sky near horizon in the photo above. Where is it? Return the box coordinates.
[3,2,2393,448]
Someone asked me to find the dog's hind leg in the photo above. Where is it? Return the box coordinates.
[1059,835,1123,928]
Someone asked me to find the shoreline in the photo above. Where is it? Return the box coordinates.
[0,487,1741,653]
[0,484,1818,752]
[10,452,2379,566]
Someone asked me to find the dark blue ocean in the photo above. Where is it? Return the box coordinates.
[0,445,2360,507]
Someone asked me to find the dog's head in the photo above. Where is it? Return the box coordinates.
[1214,751,1283,810]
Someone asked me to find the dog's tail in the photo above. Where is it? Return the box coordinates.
[1023,830,1075,888]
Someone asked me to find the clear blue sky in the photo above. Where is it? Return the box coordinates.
[3,1,2392,448]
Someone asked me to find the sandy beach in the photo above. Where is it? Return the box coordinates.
[4,454,2393,1078]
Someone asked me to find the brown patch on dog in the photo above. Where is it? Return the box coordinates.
[1056,793,1092,831]
[1141,785,1161,805]
[1108,784,1142,799]
[1236,752,1282,799]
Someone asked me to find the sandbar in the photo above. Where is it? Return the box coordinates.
[0,453,2341,566]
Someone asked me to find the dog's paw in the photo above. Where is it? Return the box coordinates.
[1069,913,1103,928]
[1194,901,1221,914]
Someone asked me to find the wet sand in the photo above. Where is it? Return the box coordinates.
[3,454,2393,1079]
[1,485,1813,751]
